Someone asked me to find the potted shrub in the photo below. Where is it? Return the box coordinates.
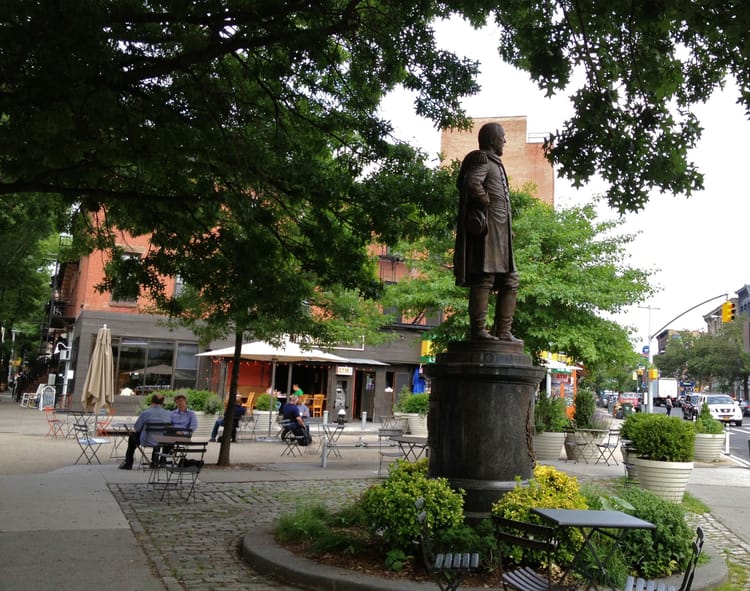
[619,412,647,482]
[693,403,725,462]
[400,392,429,436]
[533,393,569,461]
[628,414,695,502]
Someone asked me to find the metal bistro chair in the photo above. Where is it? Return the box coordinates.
[623,527,704,591]
[160,441,208,504]
[44,406,65,439]
[73,424,111,465]
[595,428,621,466]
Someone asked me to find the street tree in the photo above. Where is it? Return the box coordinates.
[656,324,750,395]
[0,196,68,379]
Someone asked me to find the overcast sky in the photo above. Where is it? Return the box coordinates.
[380,17,750,352]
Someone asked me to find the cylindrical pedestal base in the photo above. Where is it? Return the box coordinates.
[425,340,545,519]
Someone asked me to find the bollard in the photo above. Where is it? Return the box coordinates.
[323,410,328,425]
[361,412,367,430]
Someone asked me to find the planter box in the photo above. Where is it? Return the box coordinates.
[406,413,428,437]
[694,433,725,463]
[631,457,693,502]
[534,432,565,461]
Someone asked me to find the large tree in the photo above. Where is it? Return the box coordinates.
[3,3,750,215]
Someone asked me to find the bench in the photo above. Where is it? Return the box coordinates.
[623,527,704,591]
[416,498,479,591]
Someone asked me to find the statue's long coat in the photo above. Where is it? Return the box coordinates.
[453,149,516,288]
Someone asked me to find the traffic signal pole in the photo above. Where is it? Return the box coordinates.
[644,292,728,414]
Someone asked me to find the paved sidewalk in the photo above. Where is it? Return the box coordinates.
[0,393,748,590]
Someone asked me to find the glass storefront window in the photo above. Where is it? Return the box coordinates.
[113,338,198,394]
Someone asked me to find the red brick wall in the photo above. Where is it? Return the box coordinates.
[440,116,554,205]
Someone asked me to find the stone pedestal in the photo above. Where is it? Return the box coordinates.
[425,340,545,520]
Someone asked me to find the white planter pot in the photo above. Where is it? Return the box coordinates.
[406,413,428,436]
[631,457,693,502]
[534,432,565,462]
[392,413,409,433]
[252,411,276,437]
[193,411,213,439]
[693,433,725,462]
[621,444,638,484]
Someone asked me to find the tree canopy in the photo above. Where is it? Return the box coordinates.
[3,2,750,216]
[655,324,750,394]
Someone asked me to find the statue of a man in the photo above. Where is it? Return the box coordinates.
[453,122,521,342]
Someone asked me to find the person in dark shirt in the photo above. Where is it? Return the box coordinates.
[209,401,246,442]
[281,395,310,445]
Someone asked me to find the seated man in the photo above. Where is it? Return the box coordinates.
[170,393,198,436]
[209,401,246,442]
[119,393,173,470]
[281,395,311,446]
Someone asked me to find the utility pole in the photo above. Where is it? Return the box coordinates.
[638,305,660,413]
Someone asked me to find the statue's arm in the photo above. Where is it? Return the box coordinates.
[463,162,490,207]
[460,151,490,207]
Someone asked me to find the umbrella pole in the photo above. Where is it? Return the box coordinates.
[268,360,277,438]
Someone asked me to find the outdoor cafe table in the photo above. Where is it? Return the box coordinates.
[566,428,609,463]
[531,508,655,590]
[391,435,428,462]
[107,422,134,460]
[56,409,94,438]
[321,424,345,459]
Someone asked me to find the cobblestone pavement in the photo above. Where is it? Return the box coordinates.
[109,474,750,591]
[110,478,373,591]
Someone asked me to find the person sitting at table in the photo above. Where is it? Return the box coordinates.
[170,393,198,436]
[296,396,311,419]
[281,395,311,445]
[118,393,172,470]
[209,400,246,442]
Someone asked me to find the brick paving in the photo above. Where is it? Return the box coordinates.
[108,474,750,591]
[111,479,373,591]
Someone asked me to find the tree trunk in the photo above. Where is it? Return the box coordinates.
[217,329,243,466]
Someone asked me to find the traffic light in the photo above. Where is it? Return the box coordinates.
[721,301,737,322]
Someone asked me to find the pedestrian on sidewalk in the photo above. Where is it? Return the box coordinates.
[666,396,673,416]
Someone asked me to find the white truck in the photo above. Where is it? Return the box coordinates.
[650,377,678,407]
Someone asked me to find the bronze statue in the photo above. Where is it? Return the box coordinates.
[453,122,520,342]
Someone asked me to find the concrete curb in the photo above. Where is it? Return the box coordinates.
[242,529,436,591]
[241,527,728,591]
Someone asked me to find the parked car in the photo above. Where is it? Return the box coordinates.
[697,394,743,426]
[739,399,750,416]
[682,394,700,420]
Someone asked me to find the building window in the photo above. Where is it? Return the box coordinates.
[174,274,185,297]
[109,252,141,305]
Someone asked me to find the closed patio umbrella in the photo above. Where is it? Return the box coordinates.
[81,325,115,415]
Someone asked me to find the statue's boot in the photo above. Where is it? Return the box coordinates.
[495,290,522,343]
[469,286,499,340]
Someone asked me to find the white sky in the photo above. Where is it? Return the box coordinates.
[380,17,750,353]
